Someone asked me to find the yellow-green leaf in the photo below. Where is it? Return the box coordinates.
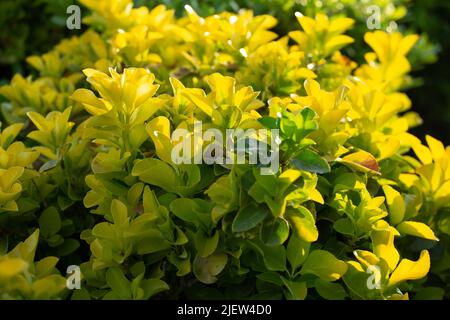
[300,250,348,281]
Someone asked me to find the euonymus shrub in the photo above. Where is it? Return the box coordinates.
[0,0,449,300]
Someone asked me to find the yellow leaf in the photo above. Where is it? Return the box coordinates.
[398,34,419,56]
[412,144,433,165]
[146,116,173,163]
[340,150,380,175]
[426,135,445,162]
[364,31,389,63]
[0,166,24,191]
[26,56,44,71]
[417,163,442,192]
[396,221,439,241]
[169,77,185,93]
[371,227,399,271]
[310,188,324,205]
[324,35,354,53]
[9,229,39,263]
[182,89,214,117]
[399,173,419,188]
[382,185,405,226]
[207,73,235,106]
[388,250,430,288]
[377,136,400,161]
[388,293,409,300]
[26,112,48,131]
[0,123,24,148]
[71,89,108,115]
[435,180,450,205]
[296,15,316,36]
[353,250,380,268]
[288,208,319,242]
[0,258,28,278]
[146,116,170,139]
[279,169,302,184]
[303,79,322,97]
[329,17,354,33]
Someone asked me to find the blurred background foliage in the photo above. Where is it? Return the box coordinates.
[0,0,449,143]
[0,0,78,74]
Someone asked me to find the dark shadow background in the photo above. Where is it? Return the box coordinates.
[1,0,449,144]
[407,1,450,144]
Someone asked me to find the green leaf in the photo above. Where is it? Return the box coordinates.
[232,203,269,233]
[261,217,289,246]
[39,207,61,238]
[300,107,317,123]
[333,218,354,236]
[92,222,114,239]
[291,149,330,174]
[71,288,91,300]
[91,149,130,174]
[300,250,348,281]
[438,211,450,236]
[205,173,238,223]
[170,198,212,228]
[256,272,284,286]
[111,199,129,226]
[247,240,287,272]
[168,251,191,276]
[280,115,297,138]
[287,206,318,242]
[195,230,220,257]
[281,277,307,300]
[35,257,59,278]
[57,239,80,256]
[258,116,279,130]
[140,278,169,299]
[39,160,59,172]
[287,235,310,272]
[193,253,228,284]
[314,279,347,300]
[106,267,131,299]
[47,234,64,247]
[135,231,171,255]
[170,198,199,223]
[132,158,179,191]
[342,261,379,299]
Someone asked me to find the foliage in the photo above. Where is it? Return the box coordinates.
[0,0,449,300]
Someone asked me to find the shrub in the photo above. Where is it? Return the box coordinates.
[0,0,449,300]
